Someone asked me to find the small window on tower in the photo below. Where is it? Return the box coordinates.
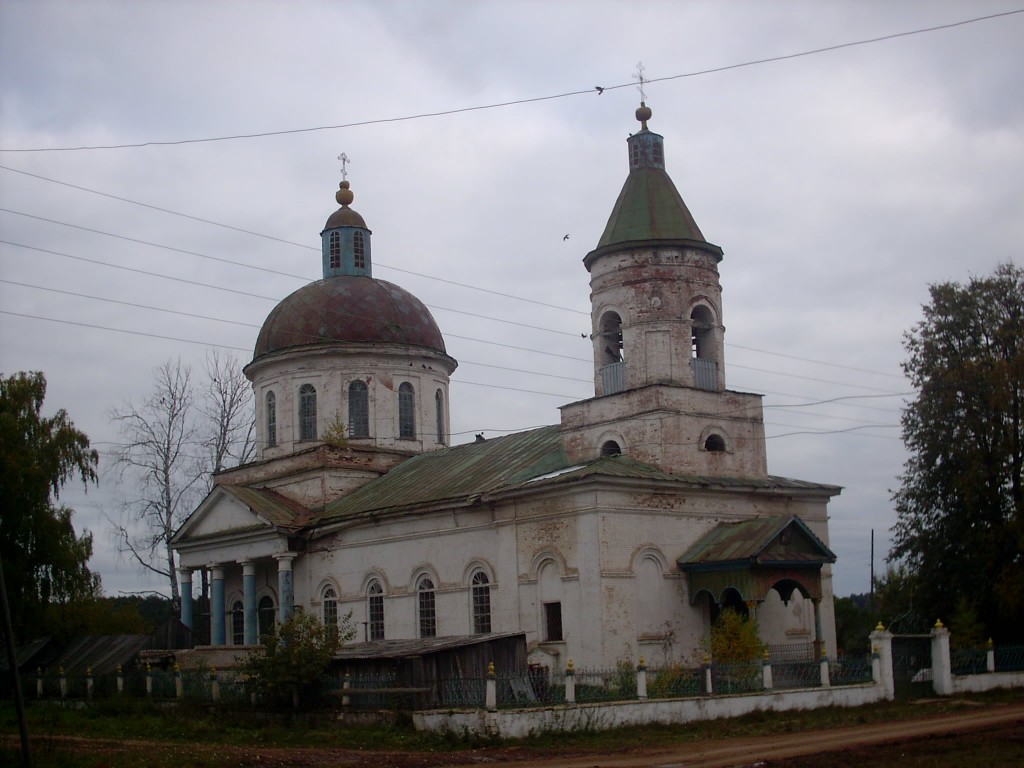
[601,440,621,457]
[353,231,366,269]
[329,232,341,269]
[704,434,726,452]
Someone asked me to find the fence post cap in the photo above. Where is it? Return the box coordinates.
[637,656,645,670]
[146,663,152,673]
[86,667,92,676]
[174,663,181,674]
[566,659,575,673]
[987,637,994,649]
[59,666,64,675]
[934,618,944,629]
[116,664,122,674]
[874,621,885,631]
[487,661,495,678]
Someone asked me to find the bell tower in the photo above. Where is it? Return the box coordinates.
[560,104,768,479]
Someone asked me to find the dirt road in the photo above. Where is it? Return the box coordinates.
[452,702,1024,768]
[8,701,1024,767]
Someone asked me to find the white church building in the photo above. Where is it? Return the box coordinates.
[171,103,840,670]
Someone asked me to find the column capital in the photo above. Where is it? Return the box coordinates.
[176,566,193,581]
[239,560,257,577]
[210,565,225,580]
[275,552,299,571]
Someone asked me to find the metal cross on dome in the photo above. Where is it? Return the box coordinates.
[337,152,350,181]
[632,61,647,102]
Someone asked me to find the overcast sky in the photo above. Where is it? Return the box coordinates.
[2,0,1022,602]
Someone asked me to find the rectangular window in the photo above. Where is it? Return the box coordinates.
[544,602,563,642]
[418,583,436,638]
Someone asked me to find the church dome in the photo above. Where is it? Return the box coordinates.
[253,275,447,359]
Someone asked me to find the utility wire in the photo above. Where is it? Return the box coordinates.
[1,9,1018,153]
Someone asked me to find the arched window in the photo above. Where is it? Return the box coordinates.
[690,305,714,360]
[231,600,244,645]
[299,383,317,441]
[471,571,491,634]
[265,391,277,447]
[367,580,384,641]
[353,231,366,269]
[329,231,341,269]
[599,311,624,365]
[399,382,416,439]
[600,440,621,457]
[348,380,369,438]
[417,576,436,638]
[257,595,275,640]
[704,434,726,452]
[435,389,445,444]
[322,586,338,640]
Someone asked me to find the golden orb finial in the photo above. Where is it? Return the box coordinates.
[336,180,354,206]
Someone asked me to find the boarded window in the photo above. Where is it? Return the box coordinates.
[265,391,277,447]
[435,389,445,444]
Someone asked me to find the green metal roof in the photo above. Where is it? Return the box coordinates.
[677,515,836,571]
[318,425,568,523]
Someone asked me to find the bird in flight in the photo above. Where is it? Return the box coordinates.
[563,234,570,241]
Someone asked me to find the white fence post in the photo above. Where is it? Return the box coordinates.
[211,668,220,703]
[819,649,831,687]
[145,663,153,698]
[986,638,995,673]
[485,662,497,712]
[342,672,351,707]
[703,654,713,695]
[86,667,94,700]
[116,664,124,695]
[869,623,894,700]
[636,658,647,701]
[930,620,954,695]
[565,660,576,705]
[762,650,773,690]
[59,666,67,699]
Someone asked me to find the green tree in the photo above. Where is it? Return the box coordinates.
[891,263,1024,640]
[703,608,765,663]
[0,371,100,642]
[243,610,353,708]
[833,595,877,655]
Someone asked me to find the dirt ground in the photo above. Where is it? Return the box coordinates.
[12,700,1024,768]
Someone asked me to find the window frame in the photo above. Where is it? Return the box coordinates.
[348,380,369,438]
[543,601,563,642]
[329,231,341,269]
[231,600,244,646]
[367,580,384,641]
[471,571,492,634]
[399,382,416,439]
[322,586,338,640]
[417,576,436,638]
[299,383,317,441]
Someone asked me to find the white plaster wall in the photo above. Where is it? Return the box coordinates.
[414,683,886,738]
[246,344,455,460]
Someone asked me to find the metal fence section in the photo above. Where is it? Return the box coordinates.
[572,665,638,703]
[710,661,762,695]
[770,661,822,690]
[647,664,702,698]
[830,655,873,686]
[995,644,1024,672]
[767,643,815,663]
[951,647,988,676]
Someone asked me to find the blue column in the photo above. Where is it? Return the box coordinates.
[210,566,226,646]
[177,568,193,630]
[242,561,257,645]
[276,554,296,624]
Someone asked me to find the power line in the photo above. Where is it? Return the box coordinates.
[1,9,1018,153]
[0,172,590,315]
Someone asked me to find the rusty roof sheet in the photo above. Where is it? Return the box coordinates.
[254,275,447,360]
[222,485,311,529]
[318,426,567,523]
[677,515,836,570]
[334,632,525,661]
[51,635,155,676]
